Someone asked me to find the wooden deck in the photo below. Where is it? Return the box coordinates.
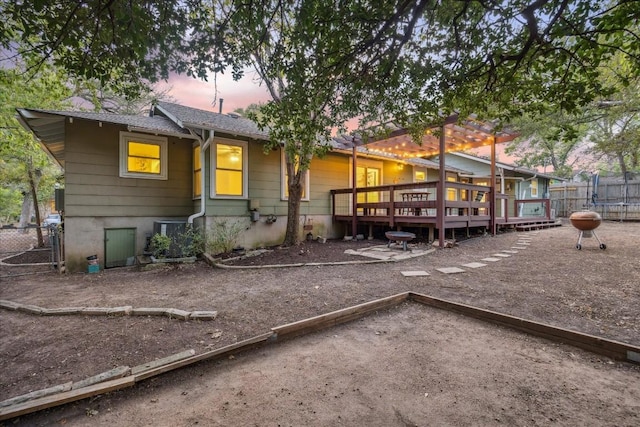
[331,182,559,240]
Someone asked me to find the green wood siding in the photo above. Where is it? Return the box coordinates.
[64,120,194,217]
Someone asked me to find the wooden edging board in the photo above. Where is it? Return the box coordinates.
[4,291,638,421]
[409,292,640,364]
[0,376,135,421]
[271,292,410,340]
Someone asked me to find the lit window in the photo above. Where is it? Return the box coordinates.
[193,144,201,198]
[281,150,310,201]
[211,139,247,198]
[414,170,426,182]
[119,132,167,180]
[530,179,539,197]
[446,175,457,201]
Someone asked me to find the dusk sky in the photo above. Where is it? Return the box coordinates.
[160,70,513,163]
[160,70,271,114]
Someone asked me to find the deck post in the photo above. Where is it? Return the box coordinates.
[351,144,357,238]
[490,134,497,235]
[437,123,446,248]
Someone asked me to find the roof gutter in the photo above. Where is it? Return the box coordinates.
[127,126,196,140]
[188,130,214,225]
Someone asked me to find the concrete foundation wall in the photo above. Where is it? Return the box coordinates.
[204,214,341,255]
[64,216,188,273]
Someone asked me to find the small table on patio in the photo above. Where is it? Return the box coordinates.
[385,231,416,251]
[401,192,430,215]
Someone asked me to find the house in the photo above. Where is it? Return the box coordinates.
[17,102,463,272]
[432,152,564,217]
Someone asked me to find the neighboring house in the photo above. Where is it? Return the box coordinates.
[433,152,564,217]
[17,102,461,272]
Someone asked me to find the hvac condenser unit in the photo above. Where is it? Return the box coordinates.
[153,220,187,257]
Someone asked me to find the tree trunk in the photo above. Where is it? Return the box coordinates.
[282,159,304,246]
[19,192,32,231]
[617,152,628,178]
[27,166,45,247]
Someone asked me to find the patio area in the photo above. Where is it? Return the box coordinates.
[331,181,558,241]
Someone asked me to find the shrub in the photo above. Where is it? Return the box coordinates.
[150,233,172,258]
[206,218,246,255]
[178,225,205,258]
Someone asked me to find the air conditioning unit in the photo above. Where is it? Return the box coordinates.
[153,220,187,257]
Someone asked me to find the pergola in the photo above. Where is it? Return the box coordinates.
[333,113,520,247]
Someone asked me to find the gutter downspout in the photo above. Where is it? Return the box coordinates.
[188,130,214,225]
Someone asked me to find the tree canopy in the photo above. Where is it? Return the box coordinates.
[2,0,639,242]
[0,61,71,236]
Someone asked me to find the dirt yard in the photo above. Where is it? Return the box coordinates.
[1,220,639,425]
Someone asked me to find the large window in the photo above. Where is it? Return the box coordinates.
[211,138,248,198]
[446,175,458,201]
[281,150,310,201]
[119,132,167,180]
[193,144,201,198]
[530,179,539,197]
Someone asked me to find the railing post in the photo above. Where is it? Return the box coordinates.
[389,186,395,227]
[545,198,551,219]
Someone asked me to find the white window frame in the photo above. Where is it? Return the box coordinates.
[414,169,427,182]
[192,142,202,199]
[119,132,168,180]
[349,158,383,187]
[210,137,248,199]
[281,149,310,201]
[530,179,539,197]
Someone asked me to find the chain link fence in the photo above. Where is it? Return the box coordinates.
[0,226,63,276]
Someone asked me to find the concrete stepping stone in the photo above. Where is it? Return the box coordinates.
[436,267,466,274]
[512,246,527,250]
[481,257,502,262]
[491,253,511,257]
[462,262,487,269]
[502,250,518,254]
[401,270,430,277]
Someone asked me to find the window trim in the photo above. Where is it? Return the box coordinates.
[530,178,539,198]
[192,143,202,199]
[210,137,248,199]
[281,149,310,201]
[119,132,168,180]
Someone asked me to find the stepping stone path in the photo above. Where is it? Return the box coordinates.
[393,230,541,278]
[401,271,430,277]
[436,267,466,274]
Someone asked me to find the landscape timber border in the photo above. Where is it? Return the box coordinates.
[2,292,639,421]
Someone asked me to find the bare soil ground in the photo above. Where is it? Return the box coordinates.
[1,220,639,425]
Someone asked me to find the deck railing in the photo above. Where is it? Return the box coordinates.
[332,181,552,230]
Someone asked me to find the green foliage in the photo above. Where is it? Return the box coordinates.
[505,112,589,178]
[178,226,205,258]
[205,219,246,256]
[0,186,22,224]
[3,0,639,241]
[0,61,71,227]
[150,233,172,259]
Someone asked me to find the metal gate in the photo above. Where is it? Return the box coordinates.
[104,228,136,268]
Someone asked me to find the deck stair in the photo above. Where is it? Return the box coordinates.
[514,220,562,232]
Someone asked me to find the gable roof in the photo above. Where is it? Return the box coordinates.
[16,108,195,169]
[154,101,269,141]
[445,152,564,181]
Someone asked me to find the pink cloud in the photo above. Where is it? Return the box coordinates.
[159,71,271,113]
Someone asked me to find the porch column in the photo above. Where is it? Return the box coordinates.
[352,144,358,238]
[490,134,497,235]
[437,123,446,248]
